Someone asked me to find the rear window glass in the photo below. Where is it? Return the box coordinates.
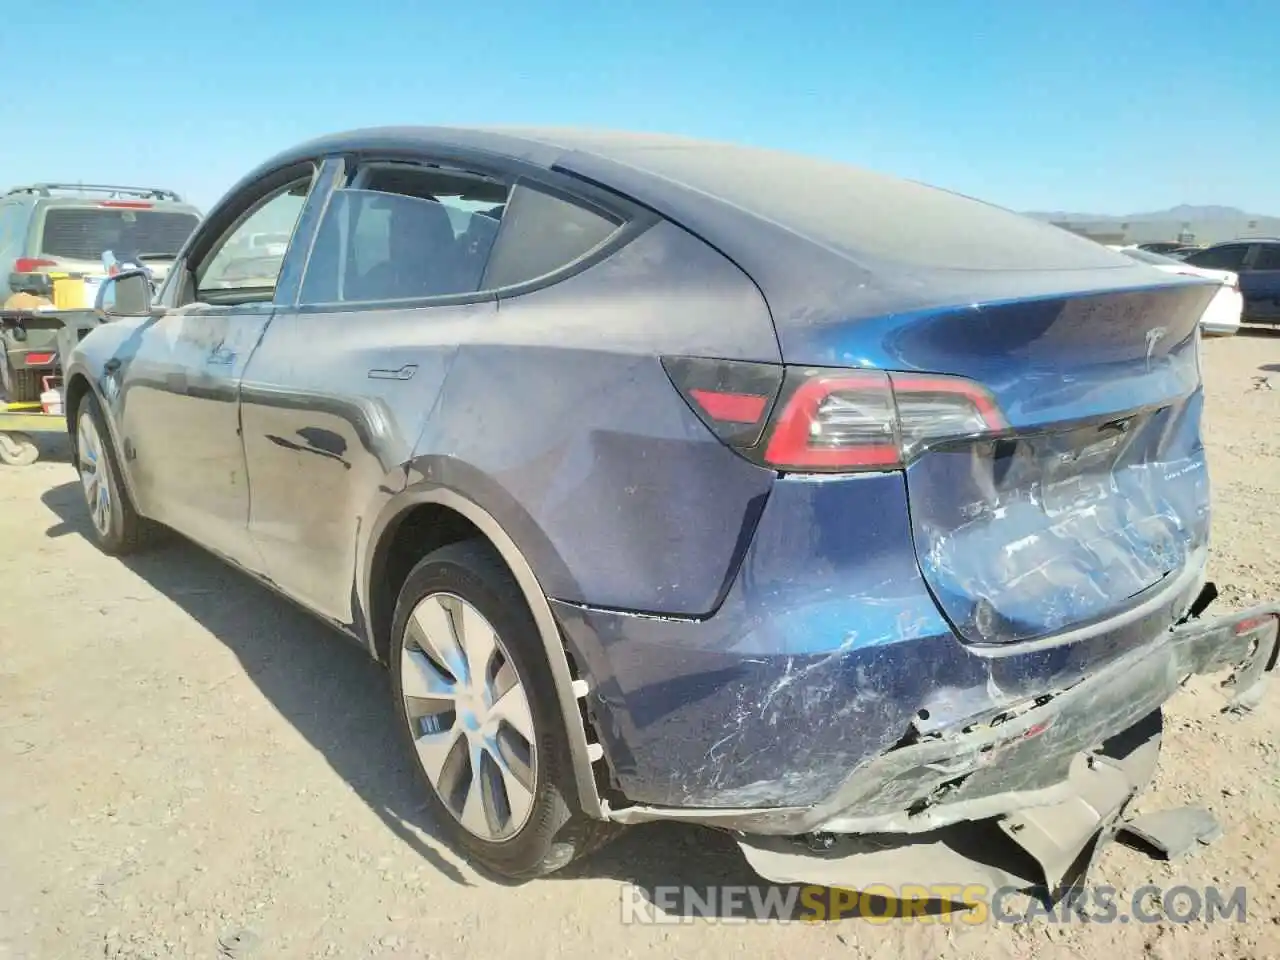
[1252,245,1280,271]
[1184,245,1249,271]
[39,207,199,262]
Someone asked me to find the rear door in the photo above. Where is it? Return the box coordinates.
[239,157,509,623]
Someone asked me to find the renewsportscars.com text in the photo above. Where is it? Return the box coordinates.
[620,883,1248,924]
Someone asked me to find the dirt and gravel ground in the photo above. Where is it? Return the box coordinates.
[1,332,1278,959]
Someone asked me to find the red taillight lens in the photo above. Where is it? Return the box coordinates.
[13,257,57,273]
[687,388,769,424]
[24,353,55,366]
[665,358,1007,474]
[764,371,902,469]
[764,368,1005,472]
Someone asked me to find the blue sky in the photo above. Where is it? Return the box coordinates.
[5,0,1275,215]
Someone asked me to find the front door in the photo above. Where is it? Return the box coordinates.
[121,164,317,566]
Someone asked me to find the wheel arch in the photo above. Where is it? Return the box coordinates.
[63,366,156,521]
[63,370,93,445]
[361,481,606,819]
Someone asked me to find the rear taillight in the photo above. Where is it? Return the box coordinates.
[665,358,1007,474]
[661,356,783,447]
[764,370,901,469]
[888,373,1006,460]
[13,257,57,273]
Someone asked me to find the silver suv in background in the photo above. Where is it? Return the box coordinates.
[0,183,201,401]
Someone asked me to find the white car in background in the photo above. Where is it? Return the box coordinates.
[1109,245,1242,336]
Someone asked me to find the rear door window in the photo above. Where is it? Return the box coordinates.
[299,164,509,304]
[1183,244,1250,271]
[38,206,199,262]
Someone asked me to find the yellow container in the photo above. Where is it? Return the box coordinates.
[51,273,88,309]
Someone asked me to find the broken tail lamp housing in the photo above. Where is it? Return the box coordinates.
[663,356,1008,473]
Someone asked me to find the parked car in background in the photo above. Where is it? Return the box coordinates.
[1137,241,1191,255]
[246,231,292,257]
[1109,245,1242,336]
[1181,239,1280,324]
[65,127,1279,895]
[1169,245,1205,257]
[0,183,201,401]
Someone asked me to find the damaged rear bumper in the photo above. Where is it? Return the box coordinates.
[610,601,1279,892]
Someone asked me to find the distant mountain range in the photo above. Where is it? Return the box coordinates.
[1024,205,1271,223]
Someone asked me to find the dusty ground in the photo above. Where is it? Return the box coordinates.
[1,332,1278,959]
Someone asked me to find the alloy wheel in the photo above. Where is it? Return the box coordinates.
[400,592,537,841]
[77,411,112,536]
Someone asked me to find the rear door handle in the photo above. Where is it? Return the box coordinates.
[368,364,417,381]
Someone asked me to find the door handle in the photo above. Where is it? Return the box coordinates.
[208,346,236,366]
[368,364,417,381]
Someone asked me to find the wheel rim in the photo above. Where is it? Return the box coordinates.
[400,593,537,842]
[77,412,111,536]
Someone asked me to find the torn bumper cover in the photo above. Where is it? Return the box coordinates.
[612,601,1280,893]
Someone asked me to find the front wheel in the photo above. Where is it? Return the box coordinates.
[390,539,619,879]
[75,393,158,555]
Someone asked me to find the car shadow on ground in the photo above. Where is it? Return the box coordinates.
[38,480,770,905]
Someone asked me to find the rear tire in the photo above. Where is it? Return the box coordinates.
[1,359,42,404]
[390,539,620,879]
[74,392,159,555]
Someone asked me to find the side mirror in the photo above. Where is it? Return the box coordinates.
[95,269,153,320]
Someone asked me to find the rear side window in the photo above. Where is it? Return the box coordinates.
[1251,245,1280,271]
[1184,244,1249,271]
[300,165,509,304]
[481,184,622,290]
[38,207,199,261]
